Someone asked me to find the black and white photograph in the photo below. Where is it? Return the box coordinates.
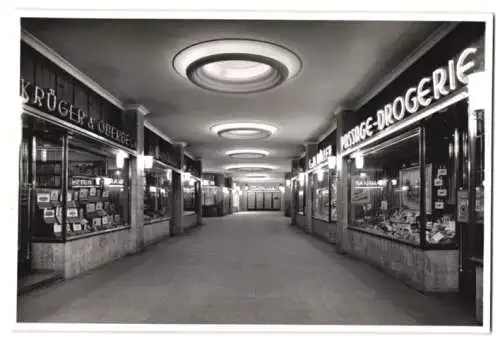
[2,1,498,339]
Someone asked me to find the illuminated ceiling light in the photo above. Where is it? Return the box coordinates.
[224,163,277,172]
[211,122,278,140]
[244,173,269,178]
[225,148,269,159]
[327,156,337,169]
[173,39,302,94]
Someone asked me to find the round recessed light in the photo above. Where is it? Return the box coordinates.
[226,149,269,159]
[173,39,302,93]
[211,122,277,140]
[244,173,269,178]
[224,163,277,172]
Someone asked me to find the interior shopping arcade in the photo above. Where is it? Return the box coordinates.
[15,18,491,327]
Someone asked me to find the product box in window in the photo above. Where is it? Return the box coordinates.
[66,208,80,224]
[79,188,89,201]
[95,201,107,217]
[92,217,102,230]
[84,202,97,219]
[113,214,121,225]
[50,190,60,204]
[42,208,56,225]
[36,193,52,209]
[102,190,110,199]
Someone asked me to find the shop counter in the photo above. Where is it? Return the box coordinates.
[32,225,131,279]
[183,212,198,229]
[344,226,459,293]
[312,218,337,243]
[144,217,171,246]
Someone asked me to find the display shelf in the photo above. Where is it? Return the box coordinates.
[66,224,130,241]
[348,225,419,247]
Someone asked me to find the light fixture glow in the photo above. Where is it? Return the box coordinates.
[299,172,305,186]
[327,155,336,169]
[285,179,291,187]
[144,155,154,170]
[173,39,302,93]
[317,170,324,182]
[467,71,487,111]
[211,122,278,140]
[391,179,398,186]
[225,148,270,159]
[224,163,277,171]
[116,150,128,169]
[360,172,367,178]
[354,152,364,169]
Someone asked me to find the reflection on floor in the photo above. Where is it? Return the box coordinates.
[17,212,478,325]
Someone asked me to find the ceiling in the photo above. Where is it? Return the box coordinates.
[21,18,446,184]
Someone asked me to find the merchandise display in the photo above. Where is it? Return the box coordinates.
[144,166,172,223]
[202,186,217,206]
[183,176,197,213]
[297,180,305,215]
[311,166,330,221]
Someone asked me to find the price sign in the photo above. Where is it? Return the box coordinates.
[86,203,96,212]
[435,201,445,210]
[53,223,62,233]
[37,193,50,203]
[89,187,97,197]
[437,168,447,176]
[434,178,443,187]
[43,208,55,218]
[73,223,82,231]
[437,189,448,197]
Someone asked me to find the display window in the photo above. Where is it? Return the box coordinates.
[144,165,172,223]
[202,186,218,206]
[297,175,305,215]
[311,166,329,221]
[29,116,132,241]
[66,135,131,238]
[347,129,423,245]
[183,175,196,214]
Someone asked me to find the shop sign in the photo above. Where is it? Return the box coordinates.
[308,145,333,169]
[341,46,478,152]
[20,78,136,149]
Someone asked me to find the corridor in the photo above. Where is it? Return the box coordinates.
[17,212,477,325]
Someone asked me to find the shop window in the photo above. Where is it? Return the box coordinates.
[311,166,329,221]
[202,186,217,206]
[183,176,196,213]
[330,169,338,221]
[144,166,172,223]
[31,135,65,240]
[66,137,131,238]
[297,176,305,215]
[347,129,425,245]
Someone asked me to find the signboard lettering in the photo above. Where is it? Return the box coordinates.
[308,145,333,169]
[341,47,478,151]
[21,78,135,149]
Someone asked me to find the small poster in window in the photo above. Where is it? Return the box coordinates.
[43,208,55,218]
[114,214,121,223]
[86,203,96,213]
[67,191,72,202]
[67,208,78,218]
[437,168,447,176]
[457,190,468,223]
[53,223,62,234]
[50,190,59,201]
[96,201,103,210]
[437,189,448,197]
[92,217,101,227]
[102,216,108,225]
[89,187,97,197]
[434,178,443,187]
[37,193,50,203]
[73,223,82,232]
[80,188,88,199]
[435,201,445,210]
[102,190,109,198]
[431,231,445,243]
[381,200,388,210]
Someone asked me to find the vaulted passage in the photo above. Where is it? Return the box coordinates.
[17,212,476,325]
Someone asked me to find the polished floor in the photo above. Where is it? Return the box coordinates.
[17,212,477,325]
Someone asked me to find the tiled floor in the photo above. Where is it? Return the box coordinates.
[17,212,478,325]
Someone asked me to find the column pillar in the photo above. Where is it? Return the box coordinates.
[124,104,148,253]
[171,142,185,235]
[305,142,318,233]
[290,158,299,226]
[215,173,225,216]
[195,158,203,225]
[335,110,353,254]
[284,172,292,217]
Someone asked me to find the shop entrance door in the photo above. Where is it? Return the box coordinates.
[18,137,32,278]
[255,192,264,210]
[272,191,281,210]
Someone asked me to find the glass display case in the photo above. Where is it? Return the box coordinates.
[144,165,172,223]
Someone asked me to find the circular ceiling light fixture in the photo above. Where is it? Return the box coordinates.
[173,39,302,94]
[225,149,269,159]
[211,122,277,140]
[224,163,277,172]
[243,173,270,178]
